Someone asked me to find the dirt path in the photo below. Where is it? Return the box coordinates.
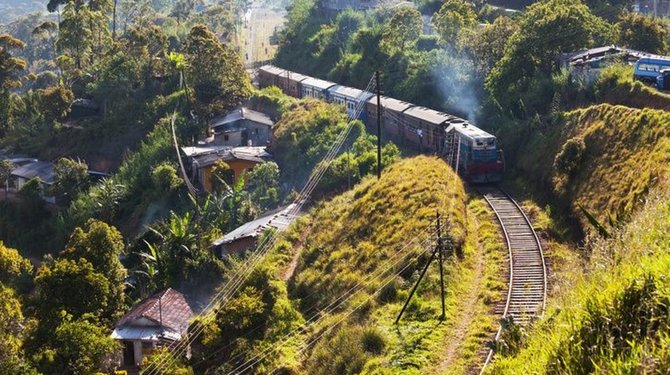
[281,245,303,281]
[433,216,486,374]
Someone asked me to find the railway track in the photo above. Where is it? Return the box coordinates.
[478,186,547,372]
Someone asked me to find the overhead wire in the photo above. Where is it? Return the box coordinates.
[144,74,377,375]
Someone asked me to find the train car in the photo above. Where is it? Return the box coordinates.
[634,57,670,84]
[365,95,414,144]
[258,65,286,90]
[258,65,308,98]
[328,85,374,120]
[300,76,336,100]
[402,106,457,153]
[445,121,504,183]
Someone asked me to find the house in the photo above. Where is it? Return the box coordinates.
[111,288,194,369]
[181,146,272,193]
[68,98,101,119]
[10,161,56,203]
[559,46,651,81]
[211,204,298,256]
[209,107,274,147]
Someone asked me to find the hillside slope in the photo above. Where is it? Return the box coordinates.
[515,103,670,229]
[194,156,507,374]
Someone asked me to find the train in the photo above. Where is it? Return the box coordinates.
[257,65,504,183]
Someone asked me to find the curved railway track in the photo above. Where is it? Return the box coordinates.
[478,186,547,373]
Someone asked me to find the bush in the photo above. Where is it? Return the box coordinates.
[553,137,585,176]
[361,327,386,354]
[151,162,183,192]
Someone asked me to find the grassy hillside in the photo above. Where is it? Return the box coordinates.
[513,103,670,230]
[487,185,670,374]
[194,156,508,374]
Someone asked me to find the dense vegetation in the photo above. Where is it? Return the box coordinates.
[188,156,508,374]
[3,0,670,373]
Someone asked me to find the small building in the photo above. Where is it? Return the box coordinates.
[10,161,56,203]
[181,146,272,193]
[68,98,101,119]
[209,107,274,147]
[211,204,298,256]
[112,288,194,369]
[559,45,651,81]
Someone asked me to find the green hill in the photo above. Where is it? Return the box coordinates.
[193,156,507,374]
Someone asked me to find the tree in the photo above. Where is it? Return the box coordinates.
[381,6,422,53]
[0,159,13,197]
[39,85,75,122]
[464,16,519,77]
[486,0,610,103]
[433,0,477,45]
[616,12,668,54]
[33,317,119,375]
[0,242,32,285]
[51,158,89,205]
[185,24,251,124]
[170,0,202,25]
[247,162,280,210]
[34,258,112,329]
[0,34,26,137]
[211,160,234,192]
[0,285,35,375]
[60,219,127,321]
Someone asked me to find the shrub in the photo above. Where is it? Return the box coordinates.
[151,162,183,192]
[361,327,386,354]
[553,137,585,176]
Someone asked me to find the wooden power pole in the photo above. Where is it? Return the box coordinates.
[376,70,382,180]
[395,213,447,324]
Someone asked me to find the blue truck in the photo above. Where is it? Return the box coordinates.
[634,57,670,89]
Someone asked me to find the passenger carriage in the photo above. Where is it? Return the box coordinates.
[328,85,374,120]
[300,77,336,100]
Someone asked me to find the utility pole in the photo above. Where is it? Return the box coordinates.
[395,212,445,325]
[437,213,446,320]
[376,70,382,179]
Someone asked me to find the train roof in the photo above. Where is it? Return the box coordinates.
[301,76,337,90]
[403,106,456,125]
[447,121,495,140]
[328,85,374,100]
[258,64,286,75]
[367,95,414,112]
[286,71,310,82]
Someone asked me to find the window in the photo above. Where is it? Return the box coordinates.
[224,134,229,141]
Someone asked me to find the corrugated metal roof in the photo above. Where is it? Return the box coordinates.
[301,77,336,90]
[11,161,55,184]
[182,146,272,167]
[210,107,274,128]
[212,204,298,247]
[403,106,454,125]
